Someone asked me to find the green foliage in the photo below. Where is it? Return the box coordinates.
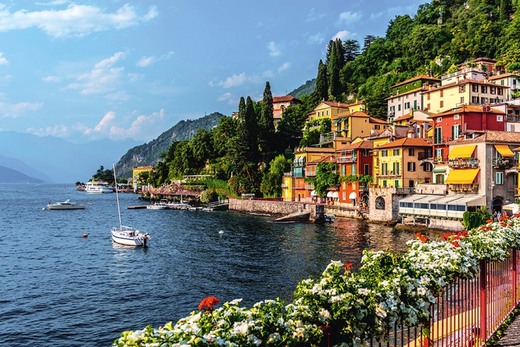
[260,154,291,197]
[310,162,339,198]
[199,189,218,203]
[91,165,114,183]
[462,207,492,230]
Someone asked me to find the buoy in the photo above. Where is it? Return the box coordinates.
[82,233,89,238]
[218,230,224,234]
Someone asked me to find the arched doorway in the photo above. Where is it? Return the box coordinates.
[492,196,504,213]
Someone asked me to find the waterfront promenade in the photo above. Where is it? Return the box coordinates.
[496,314,520,346]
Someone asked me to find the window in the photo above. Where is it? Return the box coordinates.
[459,85,466,93]
[409,180,415,187]
[472,84,479,92]
[352,164,357,175]
[454,114,460,120]
[481,85,487,93]
[491,87,496,94]
[364,164,369,175]
[409,149,415,156]
[436,117,442,123]
[407,162,416,172]
[472,96,480,104]
[393,149,400,156]
[375,196,385,210]
[452,124,462,140]
[382,150,388,157]
[440,90,444,97]
[434,127,443,144]
[460,97,465,104]
[398,104,401,111]
[496,172,504,185]
[381,163,388,175]
[497,115,503,122]
[393,162,400,175]
[394,180,400,188]
[440,100,444,108]
[341,165,346,175]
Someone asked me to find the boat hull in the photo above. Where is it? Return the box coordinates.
[47,205,85,210]
[111,227,149,247]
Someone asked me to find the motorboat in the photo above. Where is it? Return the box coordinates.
[110,164,150,247]
[146,200,169,210]
[85,181,113,194]
[47,199,85,210]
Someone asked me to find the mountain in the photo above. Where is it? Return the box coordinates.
[116,112,225,177]
[290,79,315,98]
[0,131,140,183]
[0,165,43,183]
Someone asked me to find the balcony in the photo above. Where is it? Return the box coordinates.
[449,183,479,193]
[336,155,357,163]
[493,158,516,170]
[448,157,480,169]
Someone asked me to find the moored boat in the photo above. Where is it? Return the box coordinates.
[85,181,113,194]
[110,165,150,247]
[47,199,85,210]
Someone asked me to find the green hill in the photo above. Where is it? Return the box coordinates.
[115,112,224,178]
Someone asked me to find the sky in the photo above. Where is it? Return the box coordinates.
[0,0,425,144]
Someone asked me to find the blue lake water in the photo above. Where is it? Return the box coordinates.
[0,184,415,346]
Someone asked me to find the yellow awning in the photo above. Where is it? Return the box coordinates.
[494,144,514,157]
[445,169,480,184]
[448,145,476,159]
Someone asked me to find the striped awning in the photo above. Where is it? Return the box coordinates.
[445,168,480,184]
[448,145,476,159]
[494,144,515,157]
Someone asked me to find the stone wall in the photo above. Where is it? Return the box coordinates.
[229,198,309,216]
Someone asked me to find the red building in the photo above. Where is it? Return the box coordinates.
[430,104,506,161]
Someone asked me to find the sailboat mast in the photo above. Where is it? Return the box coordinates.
[113,164,123,229]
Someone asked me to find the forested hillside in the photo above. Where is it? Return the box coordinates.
[115,112,224,178]
[122,0,520,197]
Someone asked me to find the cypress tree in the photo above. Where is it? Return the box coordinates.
[312,60,329,105]
[328,41,342,101]
[259,81,275,156]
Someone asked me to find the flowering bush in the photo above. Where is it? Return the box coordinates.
[113,213,520,346]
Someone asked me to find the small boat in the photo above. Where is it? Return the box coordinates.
[146,200,169,210]
[110,165,150,247]
[47,199,85,210]
[85,181,114,194]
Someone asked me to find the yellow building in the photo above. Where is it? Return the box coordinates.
[132,166,154,190]
[307,100,366,122]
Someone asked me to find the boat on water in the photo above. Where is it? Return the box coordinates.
[85,181,113,194]
[146,200,169,210]
[47,199,85,210]
[110,165,150,247]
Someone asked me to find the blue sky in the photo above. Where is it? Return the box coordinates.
[0,0,424,144]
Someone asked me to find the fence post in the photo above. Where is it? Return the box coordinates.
[513,249,518,305]
[479,260,487,341]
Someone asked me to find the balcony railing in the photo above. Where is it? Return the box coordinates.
[336,155,357,163]
[449,183,479,193]
[493,158,516,169]
[448,158,480,168]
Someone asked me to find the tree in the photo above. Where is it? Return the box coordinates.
[258,82,275,157]
[311,60,328,105]
[308,162,339,199]
[327,40,343,101]
[343,39,360,63]
[260,154,291,197]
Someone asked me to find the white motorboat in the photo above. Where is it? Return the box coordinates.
[47,199,85,210]
[85,181,113,194]
[110,165,150,247]
[146,200,169,210]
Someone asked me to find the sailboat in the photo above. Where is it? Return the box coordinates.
[110,164,150,247]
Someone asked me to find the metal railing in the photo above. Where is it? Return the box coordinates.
[367,250,518,347]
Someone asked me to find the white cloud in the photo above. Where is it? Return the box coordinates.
[0,101,43,118]
[83,109,167,140]
[136,51,174,67]
[67,52,126,96]
[277,62,290,73]
[27,124,70,137]
[307,32,325,45]
[305,8,325,22]
[332,30,352,41]
[267,41,281,57]
[0,52,8,65]
[0,3,158,38]
[209,72,248,88]
[338,11,362,25]
[43,75,60,83]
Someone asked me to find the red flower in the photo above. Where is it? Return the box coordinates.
[198,296,220,312]
[451,240,460,248]
[344,263,353,271]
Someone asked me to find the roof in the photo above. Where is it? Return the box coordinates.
[339,140,373,151]
[273,95,300,103]
[431,105,505,117]
[489,72,520,80]
[394,112,413,122]
[448,130,520,145]
[369,116,387,124]
[375,137,432,149]
[423,79,509,94]
[391,74,440,89]
[306,155,336,165]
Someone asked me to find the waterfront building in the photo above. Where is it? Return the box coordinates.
[488,72,520,100]
[399,130,520,230]
[386,75,440,122]
[429,104,506,162]
[336,138,373,207]
[372,134,433,189]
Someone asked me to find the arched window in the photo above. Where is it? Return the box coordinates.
[375,196,385,210]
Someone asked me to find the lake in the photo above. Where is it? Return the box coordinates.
[0,184,415,346]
